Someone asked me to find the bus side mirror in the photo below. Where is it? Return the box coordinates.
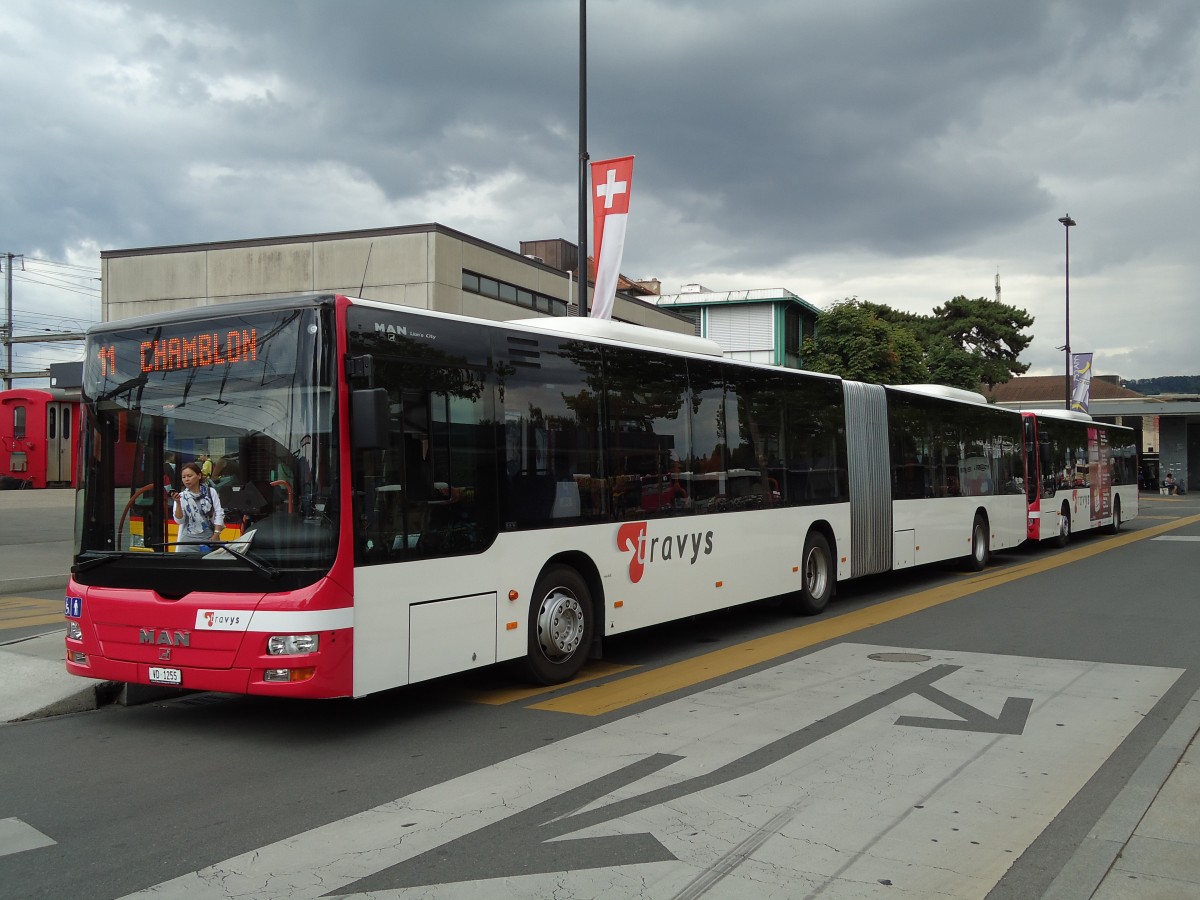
[351,388,389,451]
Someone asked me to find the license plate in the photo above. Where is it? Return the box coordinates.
[148,667,182,685]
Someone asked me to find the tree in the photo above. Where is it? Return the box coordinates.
[801,301,929,384]
[928,295,1033,388]
[801,296,1034,390]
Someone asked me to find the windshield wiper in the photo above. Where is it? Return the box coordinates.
[146,541,281,578]
[73,551,151,574]
[208,543,280,578]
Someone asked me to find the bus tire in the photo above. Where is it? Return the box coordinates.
[963,514,990,572]
[522,565,594,685]
[1053,504,1071,548]
[788,530,833,616]
[1105,498,1122,535]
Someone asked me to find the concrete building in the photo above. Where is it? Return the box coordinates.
[652,285,821,368]
[100,224,693,336]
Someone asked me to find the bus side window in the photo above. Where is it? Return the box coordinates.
[1039,438,1056,497]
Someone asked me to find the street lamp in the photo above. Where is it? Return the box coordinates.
[1058,215,1076,410]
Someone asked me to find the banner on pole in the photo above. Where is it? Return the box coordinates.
[589,155,634,320]
[1071,352,1094,412]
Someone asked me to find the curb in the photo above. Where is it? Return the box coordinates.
[0,574,70,594]
[11,680,123,723]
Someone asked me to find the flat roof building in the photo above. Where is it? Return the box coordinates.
[653,285,822,369]
[100,223,693,336]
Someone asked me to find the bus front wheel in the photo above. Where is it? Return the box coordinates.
[522,565,594,685]
[788,531,833,616]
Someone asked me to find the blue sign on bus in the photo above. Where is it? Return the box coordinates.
[65,596,82,619]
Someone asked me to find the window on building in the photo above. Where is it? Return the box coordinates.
[462,270,566,316]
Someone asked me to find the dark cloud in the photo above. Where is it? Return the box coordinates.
[2,0,1198,379]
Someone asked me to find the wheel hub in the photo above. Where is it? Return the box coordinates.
[537,590,585,660]
[805,547,828,597]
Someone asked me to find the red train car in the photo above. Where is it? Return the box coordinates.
[0,388,80,489]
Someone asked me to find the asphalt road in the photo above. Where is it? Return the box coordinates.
[2,496,1198,900]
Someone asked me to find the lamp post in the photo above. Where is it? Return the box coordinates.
[1058,215,1076,410]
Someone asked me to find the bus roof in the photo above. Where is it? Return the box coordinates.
[887,383,991,407]
[516,315,726,358]
[1031,409,1094,423]
[86,293,334,336]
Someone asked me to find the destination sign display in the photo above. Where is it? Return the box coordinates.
[95,328,258,377]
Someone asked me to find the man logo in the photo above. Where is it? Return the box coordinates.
[374,322,408,338]
[139,628,190,647]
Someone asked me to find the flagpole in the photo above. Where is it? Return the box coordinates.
[577,0,589,317]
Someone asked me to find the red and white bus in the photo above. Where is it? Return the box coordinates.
[67,294,1036,698]
[1021,409,1138,544]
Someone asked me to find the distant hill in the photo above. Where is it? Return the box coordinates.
[1124,375,1200,395]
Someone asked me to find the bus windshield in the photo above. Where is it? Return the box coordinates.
[75,304,338,589]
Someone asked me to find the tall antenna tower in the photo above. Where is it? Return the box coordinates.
[995,268,1001,304]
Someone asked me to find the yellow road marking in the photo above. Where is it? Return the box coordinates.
[2,613,65,629]
[456,660,640,705]
[534,514,1200,717]
[0,602,63,628]
[0,597,64,630]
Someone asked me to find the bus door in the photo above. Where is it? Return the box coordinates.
[1022,417,1039,505]
[46,402,75,484]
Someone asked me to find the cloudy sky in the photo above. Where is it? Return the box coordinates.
[3,0,1197,384]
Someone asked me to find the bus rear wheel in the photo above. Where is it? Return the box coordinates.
[522,565,594,685]
[788,531,833,616]
[962,514,990,572]
[1105,498,1122,535]
[1053,505,1071,548]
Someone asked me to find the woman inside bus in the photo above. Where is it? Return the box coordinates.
[171,461,225,553]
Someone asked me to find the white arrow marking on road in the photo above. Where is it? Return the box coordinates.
[119,645,1181,899]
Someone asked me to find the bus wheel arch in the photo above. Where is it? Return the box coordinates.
[962,509,990,571]
[520,553,601,685]
[787,524,836,616]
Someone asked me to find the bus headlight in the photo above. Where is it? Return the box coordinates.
[267,634,320,655]
[68,621,83,640]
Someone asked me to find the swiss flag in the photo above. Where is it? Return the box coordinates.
[590,155,634,320]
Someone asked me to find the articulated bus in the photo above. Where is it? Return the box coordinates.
[65,294,1109,698]
[1021,409,1138,545]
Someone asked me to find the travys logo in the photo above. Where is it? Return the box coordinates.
[617,521,714,584]
[195,610,248,630]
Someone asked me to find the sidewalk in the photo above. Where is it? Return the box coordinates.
[0,487,112,721]
[0,631,117,722]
